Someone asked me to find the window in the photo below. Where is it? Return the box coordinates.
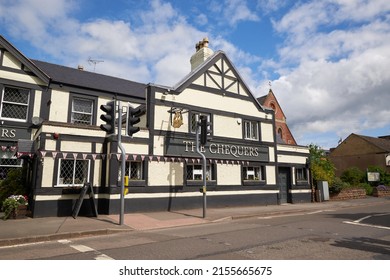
[186,164,213,181]
[243,166,265,181]
[296,168,308,182]
[125,161,143,180]
[0,158,23,180]
[1,86,29,121]
[71,98,93,125]
[58,159,90,186]
[244,120,259,140]
[190,112,211,133]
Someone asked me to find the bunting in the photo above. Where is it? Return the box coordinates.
[30,150,253,167]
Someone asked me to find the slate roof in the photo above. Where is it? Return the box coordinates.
[31,60,146,100]
[357,134,390,152]
[256,95,267,105]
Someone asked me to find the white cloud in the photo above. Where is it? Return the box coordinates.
[209,0,260,26]
[0,0,206,84]
[1,0,389,149]
[269,0,390,147]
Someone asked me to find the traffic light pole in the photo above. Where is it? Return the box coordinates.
[117,101,126,225]
[196,123,207,218]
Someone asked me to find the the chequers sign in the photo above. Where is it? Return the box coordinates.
[165,137,269,162]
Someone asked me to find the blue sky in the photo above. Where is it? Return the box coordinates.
[1,0,389,149]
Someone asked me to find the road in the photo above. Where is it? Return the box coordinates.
[1,203,389,260]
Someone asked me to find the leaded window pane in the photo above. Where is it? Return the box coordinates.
[243,166,265,181]
[186,164,212,180]
[125,161,143,180]
[1,87,29,120]
[71,98,93,125]
[58,159,89,186]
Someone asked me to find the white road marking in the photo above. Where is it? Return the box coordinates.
[343,212,390,230]
[343,221,390,230]
[95,254,114,260]
[58,240,115,260]
[70,244,95,252]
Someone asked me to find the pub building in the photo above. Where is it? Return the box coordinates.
[0,35,311,217]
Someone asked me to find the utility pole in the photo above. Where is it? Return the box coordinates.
[117,101,126,225]
[195,115,212,218]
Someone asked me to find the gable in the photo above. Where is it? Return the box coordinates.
[0,35,49,84]
[191,56,248,97]
[331,134,388,156]
[173,51,265,115]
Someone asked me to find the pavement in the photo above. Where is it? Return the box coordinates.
[1,196,389,247]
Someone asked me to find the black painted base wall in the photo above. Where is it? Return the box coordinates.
[31,192,283,217]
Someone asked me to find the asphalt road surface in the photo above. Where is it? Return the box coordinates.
[1,202,389,260]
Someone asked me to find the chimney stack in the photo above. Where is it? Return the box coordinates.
[190,37,213,71]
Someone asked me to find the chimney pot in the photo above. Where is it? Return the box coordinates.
[190,37,214,71]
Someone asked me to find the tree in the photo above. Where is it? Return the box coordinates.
[308,144,335,186]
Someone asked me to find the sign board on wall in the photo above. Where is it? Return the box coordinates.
[165,136,269,162]
[0,127,31,141]
[367,172,380,182]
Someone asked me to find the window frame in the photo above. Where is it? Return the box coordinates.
[56,158,91,187]
[243,165,265,181]
[189,111,212,134]
[242,164,266,186]
[243,120,259,141]
[185,162,216,186]
[0,85,30,122]
[125,160,144,181]
[295,167,308,184]
[70,97,94,125]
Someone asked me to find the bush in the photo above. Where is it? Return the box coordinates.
[0,168,28,209]
[358,182,373,195]
[341,167,365,186]
[330,177,351,194]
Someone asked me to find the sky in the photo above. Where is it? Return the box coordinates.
[0,0,389,149]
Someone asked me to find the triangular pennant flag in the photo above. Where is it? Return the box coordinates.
[185,158,188,163]
[73,153,78,159]
[116,154,121,160]
[149,156,153,161]
[170,157,175,162]
[101,154,106,160]
[92,154,97,160]
[1,146,7,152]
[141,155,145,161]
[10,146,17,152]
[163,157,167,162]
[157,156,160,162]
[82,153,88,160]
[40,151,47,157]
[133,154,137,161]
[62,152,68,159]
[52,152,58,159]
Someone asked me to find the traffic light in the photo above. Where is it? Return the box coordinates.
[199,115,212,145]
[100,100,116,134]
[128,106,141,136]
